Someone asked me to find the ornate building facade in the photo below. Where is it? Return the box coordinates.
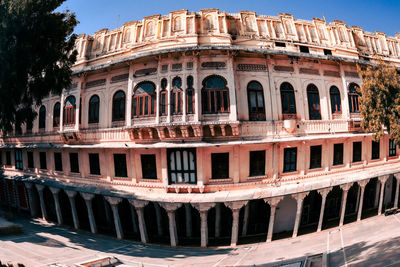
[1,9,400,247]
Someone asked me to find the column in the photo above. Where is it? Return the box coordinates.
[35,184,47,220]
[357,179,369,221]
[159,203,182,247]
[80,192,97,234]
[265,197,282,242]
[105,196,123,240]
[49,187,63,225]
[193,56,200,122]
[126,63,134,126]
[215,203,221,238]
[65,190,79,229]
[241,202,250,236]
[24,183,38,217]
[184,203,192,238]
[192,203,216,247]
[339,184,351,226]
[378,175,389,215]
[129,204,138,234]
[154,202,164,236]
[129,200,149,244]
[293,193,307,238]
[225,201,247,247]
[317,188,331,232]
[394,173,400,209]
[227,55,238,122]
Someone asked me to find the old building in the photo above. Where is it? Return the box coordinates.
[1,9,400,247]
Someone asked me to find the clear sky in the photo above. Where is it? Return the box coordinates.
[57,0,400,37]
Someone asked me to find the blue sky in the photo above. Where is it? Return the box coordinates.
[57,0,400,36]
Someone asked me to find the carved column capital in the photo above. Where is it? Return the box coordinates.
[357,179,370,188]
[294,192,308,202]
[35,184,45,192]
[80,192,95,201]
[129,199,149,209]
[192,202,216,212]
[340,183,352,192]
[225,201,247,211]
[159,202,183,212]
[317,187,331,197]
[264,196,283,207]
[49,187,60,195]
[379,175,390,184]
[105,196,122,206]
[394,173,400,181]
[65,190,77,198]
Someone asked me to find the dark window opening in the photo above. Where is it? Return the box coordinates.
[307,84,321,120]
[371,141,380,160]
[54,152,63,172]
[333,143,344,166]
[160,78,168,116]
[114,153,127,177]
[186,75,195,114]
[53,102,61,127]
[133,82,156,117]
[283,148,297,173]
[27,152,34,169]
[141,154,157,179]
[211,153,229,179]
[324,49,332,55]
[247,81,265,121]
[15,150,23,170]
[89,153,101,175]
[353,141,362,162]
[310,145,322,169]
[39,152,47,170]
[348,83,361,113]
[330,86,342,114]
[112,91,126,122]
[299,46,310,53]
[168,148,196,184]
[6,151,11,166]
[69,153,79,173]
[280,82,296,115]
[202,76,229,114]
[249,150,266,177]
[88,95,100,124]
[64,96,76,125]
[389,139,397,157]
[39,106,46,129]
[275,42,286,47]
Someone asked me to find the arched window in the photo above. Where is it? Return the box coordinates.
[112,91,125,122]
[330,86,341,114]
[186,76,195,114]
[171,77,182,115]
[132,82,156,117]
[88,95,100,124]
[64,96,76,125]
[38,106,46,129]
[247,81,265,121]
[53,102,60,127]
[280,82,296,116]
[159,79,168,116]
[174,16,182,31]
[202,76,229,114]
[348,83,360,113]
[307,84,321,120]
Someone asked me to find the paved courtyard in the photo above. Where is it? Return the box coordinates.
[1,213,400,266]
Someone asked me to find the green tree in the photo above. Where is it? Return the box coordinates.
[0,0,78,134]
[357,61,400,143]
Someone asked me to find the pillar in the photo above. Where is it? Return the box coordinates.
[317,188,331,232]
[105,196,123,240]
[357,179,369,221]
[192,203,216,247]
[265,197,282,242]
[35,184,47,220]
[184,203,192,238]
[129,204,138,233]
[378,175,389,215]
[24,183,38,217]
[339,184,351,226]
[129,200,149,244]
[225,201,247,247]
[215,203,221,238]
[49,187,63,225]
[394,173,400,209]
[242,202,250,236]
[65,190,79,229]
[80,192,97,234]
[293,193,307,238]
[154,202,164,236]
[159,203,182,247]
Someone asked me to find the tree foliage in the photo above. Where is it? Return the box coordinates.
[357,61,400,143]
[0,0,77,134]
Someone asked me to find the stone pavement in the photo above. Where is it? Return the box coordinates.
[1,213,400,267]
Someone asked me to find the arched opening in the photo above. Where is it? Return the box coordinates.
[133,82,156,117]
[53,102,60,128]
[362,178,379,219]
[207,203,232,246]
[38,106,46,130]
[118,198,140,241]
[202,76,229,114]
[330,86,342,115]
[88,95,100,124]
[238,199,270,244]
[30,184,42,218]
[175,204,200,246]
[43,187,57,223]
[344,182,359,224]
[247,81,265,121]
[92,194,115,237]
[384,175,397,210]
[171,77,183,115]
[280,82,296,119]
[58,190,73,227]
[299,190,322,235]
[348,83,360,114]
[274,195,297,240]
[307,84,321,120]
[64,96,76,126]
[186,75,195,114]
[323,186,342,229]
[159,78,168,116]
[75,193,90,231]
[112,90,125,122]
[144,202,170,244]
